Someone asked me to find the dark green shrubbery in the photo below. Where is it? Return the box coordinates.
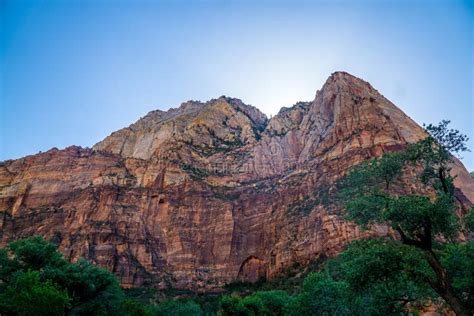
[0,236,125,316]
[0,270,70,315]
[1,230,472,315]
[219,290,291,315]
[0,236,205,316]
[155,299,203,316]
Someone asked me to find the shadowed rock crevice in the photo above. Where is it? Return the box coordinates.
[237,256,267,283]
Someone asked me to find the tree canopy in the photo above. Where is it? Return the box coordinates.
[337,121,474,315]
[0,236,124,316]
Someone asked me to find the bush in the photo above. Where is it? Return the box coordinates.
[0,236,128,316]
[245,291,291,315]
[240,295,266,315]
[0,270,70,316]
[155,299,203,316]
[219,295,244,315]
[219,290,292,316]
[120,299,155,316]
[284,272,350,316]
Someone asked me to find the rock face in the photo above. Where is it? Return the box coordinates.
[1,72,473,291]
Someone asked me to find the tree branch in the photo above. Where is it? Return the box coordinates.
[395,226,424,249]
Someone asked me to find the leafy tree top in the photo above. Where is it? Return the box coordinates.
[337,120,473,315]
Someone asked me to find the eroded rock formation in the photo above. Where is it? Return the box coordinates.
[1,72,473,291]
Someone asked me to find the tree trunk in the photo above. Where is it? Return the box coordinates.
[425,252,472,316]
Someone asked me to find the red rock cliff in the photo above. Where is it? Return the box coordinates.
[1,72,473,290]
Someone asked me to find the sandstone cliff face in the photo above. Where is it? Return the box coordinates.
[1,72,473,291]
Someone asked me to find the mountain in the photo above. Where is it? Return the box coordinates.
[1,72,473,291]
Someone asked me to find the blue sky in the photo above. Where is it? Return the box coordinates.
[1,0,473,170]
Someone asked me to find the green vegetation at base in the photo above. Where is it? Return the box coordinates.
[0,236,125,316]
[220,290,292,316]
[0,234,472,315]
[0,121,473,315]
[0,270,69,316]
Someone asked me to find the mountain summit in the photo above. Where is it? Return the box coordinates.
[1,72,473,290]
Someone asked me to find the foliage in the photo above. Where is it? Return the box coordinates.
[120,299,155,316]
[328,239,435,315]
[51,258,124,315]
[0,270,70,316]
[422,120,469,155]
[248,291,292,315]
[155,299,203,316]
[7,235,64,270]
[0,236,136,316]
[339,152,460,243]
[464,206,474,232]
[219,290,291,316]
[337,121,473,315]
[219,295,245,315]
[284,272,350,316]
[439,242,474,304]
[239,295,267,315]
[0,234,470,316]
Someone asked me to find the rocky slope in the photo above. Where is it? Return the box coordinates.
[1,72,473,291]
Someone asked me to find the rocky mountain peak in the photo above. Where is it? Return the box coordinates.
[93,95,268,160]
[1,72,473,291]
[324,71,376,91]
[215,96,268,130]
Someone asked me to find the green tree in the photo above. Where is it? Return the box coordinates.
[49,258,124,316]
[0,270,70,316]
[155,299,203,316]
[328,239,436,315]
[120,298,155,316]
[338,121,473,315]
[439,243,474,306]
[219,291,291,316]
[7,235,64,270]
[219,295,245,316]
[246,291,291,316]
[464,206,474,232]
[0,236,127,316]
[284,272,350,316]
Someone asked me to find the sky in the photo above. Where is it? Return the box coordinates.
[0,0,473,170]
